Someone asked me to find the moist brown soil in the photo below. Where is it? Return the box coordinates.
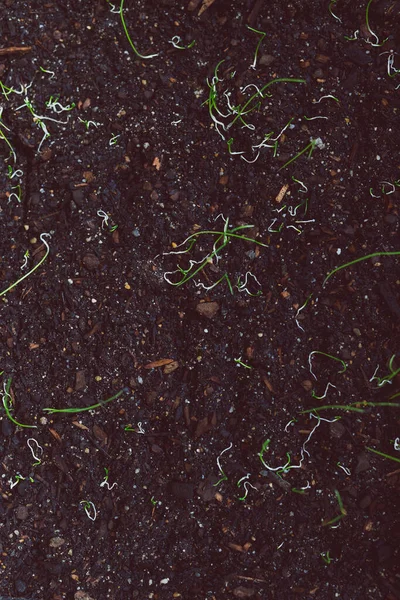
[0,1,400,599]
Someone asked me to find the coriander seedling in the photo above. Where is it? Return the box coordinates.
[0,233,51,298]
[1,377,37,429]
[214,442,233,486]
[119,0,159,59]
[323,250,400,286]
[43,387,129,414]
[27,438,43,466]
[366,447,400,464]
[100,468,118,490]
[247,25,266,69]
[80,500,97,521]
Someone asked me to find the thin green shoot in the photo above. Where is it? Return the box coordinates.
[247,25,266,69]
[323,251,400,286]
[300,401,400,415]
[366,447,400,464]
[80,500,97,521]
[370,354,400,387]
[214,442,233,486]
[280,137,321,171]
[229,78,305,129]
[234,357,252,369]
[323,489,347,526]
[0,118,17,163]
[328,0,341,22]
[119,0,159,59]
[100,467,118,490]
[321,551,333,565]
[39,66,55,79]
[308,350,347,380]
[237,475,257,501]
[0,233,51,298]
[43,387,129,414]
[365,0,388,47]
[1,377,37,429]
[168,36,195,50]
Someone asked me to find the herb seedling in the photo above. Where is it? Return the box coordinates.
[1,377,37,429]
[321,551,333,565]
[280,137,324,171]
[168,36,195,50]
[27,438,43,466]
[214,442,233,486]
[118,0,159,59]
[0,233,51,298]
[43,387,129,414]
[247,25,266,69]
[78,117,100,130]
[237,474,257,501]
[323,489,347,527]
[364,0,388,47]
[80,500,97,521]
[100,468,118,490]
[366,447,400,464]
[369,354,400,388]
[308,351,347,380]
[323,250,400,286]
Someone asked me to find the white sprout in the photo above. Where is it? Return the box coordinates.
[171,119,182,125]
[292,177,308,193]
[97,209,110,229]
[100,478,118,491]
[216,442,233,479]
[46,97,75,114]
[109,134,120,146]
[237,271,262,295]
[380,181,396,194]
[305,116,328,121]
[287,225,302,234]
[239,480,257,500]
[313,94,339,104]
[394,438,400,451]
[312,382,337,400]
[284,418,296,433]
[27,438,43,465]
[20,251,29,270]
[80,500,97,521]
[337,462,351,476]
[8,168,23,179]
[241,151,260,164]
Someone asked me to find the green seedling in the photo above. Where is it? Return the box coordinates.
[337,462,351,476]
[125,421,145,434]
[150,496,158,506]
[237,474,257,501]
[321,551,333,565]
[214,442,233,486]
[0,233,51,298]
[109,133,120,146]
[323,250,400,286]
[295,293,313,332]
[39,66,55,79]
[234,357,253,369]
[168,36,195,50]
[43,387,129,414]
[21,250,30,270]
[323,489,347,527]
[80,500,97,521]
[9,473,26,489]
[46,95,75,113]
[0,108,17,163]
[100,467,118,490]
[328,0,341,22]
[27,438,43,466]
[119,0,159,59]
[280,137,324,170]
[163,215,267,293]
[1,377,37,429]
[365,0,388,47]
[366,447,400,464]
[308,351,347,380]
[370,354,400,388]
[247,25,266,69]
[300,401,400,414]
[78,117,100,130]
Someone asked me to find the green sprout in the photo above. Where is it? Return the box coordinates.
[80,500,97,521]
[118,0,159,59]
[168,36,195,50]
[78,117,100,130]
[308,351,347,380]
[0,233,51,298]
[43,387,129,414]
[366,447,400,465]
[237,474,257,501]
[323,489,347,527]
[321,551,333,565]
[1,377,37,429]
[234,357,253,369]
[100,467,118,490]
[300,401,400,415]
[163,216,267,293]
[280,137,323,171]
[39,66,55,79]
[214,442,232,486]
[365,0,388,47]
[323,250,400,286]
[27,438,43,466]
[247,25,266,69]
[150,496,158,506]
[370,355,400,388]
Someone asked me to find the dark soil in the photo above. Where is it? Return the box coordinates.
[1,0,400,598]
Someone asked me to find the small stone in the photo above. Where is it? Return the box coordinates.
[301,380,313,392]
[150,190,159,201]
[355,452,370,474]
[15,505,29,520]
[15,579,26,593]
[196,301,219,319]
[259,54,275,66]
[168,481,194,500]
[233,587,255,598]
[75,370,87,391]
[82,253,100,271]
[74,592,95,600]
[72,188,84,206]
[49,536,65,548]
[330,420,345,439]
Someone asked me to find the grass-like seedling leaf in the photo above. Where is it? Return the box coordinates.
[43,388,129,414]
[322,489,347,527]
[300,401,400,415]
[323,250,400,286]
[119,0,159,59]
[366,447,400,464]
[0,233,51,298]
[1,377,37,429]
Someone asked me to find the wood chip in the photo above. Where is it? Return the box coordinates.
[163,360,179,374]
[275,184,289,203]
[144,358,174,369]
[198,0,217,16]
[0,46,31,55]
[72,421,89,431]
